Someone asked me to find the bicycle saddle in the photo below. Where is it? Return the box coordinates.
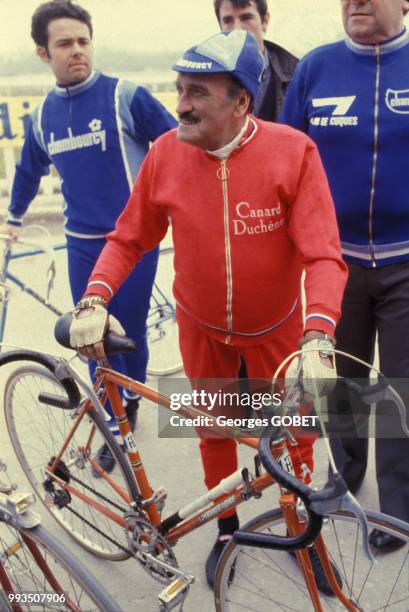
[55,312,137,355]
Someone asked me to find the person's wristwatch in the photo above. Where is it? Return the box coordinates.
[74,295,107,314]
[317,335,335,358]
[300,332,335,356]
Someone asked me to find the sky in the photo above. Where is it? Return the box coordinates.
[0,0,345,60]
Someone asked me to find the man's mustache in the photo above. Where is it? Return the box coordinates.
[178,112,200,124]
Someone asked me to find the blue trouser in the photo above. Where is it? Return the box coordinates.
[66,235,159,401]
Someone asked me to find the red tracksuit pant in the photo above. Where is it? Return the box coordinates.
[177,305,316,518]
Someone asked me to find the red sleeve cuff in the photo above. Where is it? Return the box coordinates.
[84,281,113,304]
[304,312,337,337]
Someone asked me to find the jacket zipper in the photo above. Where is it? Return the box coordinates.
[218,159,233,343]
[368,45,381,268]
[65,86,73,127]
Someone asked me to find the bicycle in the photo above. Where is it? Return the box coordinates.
[0,227,182,376]
[2,320,409,611]
[146,246,181,377]
[0,455,121,611]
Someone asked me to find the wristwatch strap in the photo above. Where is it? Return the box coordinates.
[299,332,335,348]
[74,295,107,313]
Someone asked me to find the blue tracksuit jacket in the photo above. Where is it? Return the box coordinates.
[280,29,409,268]
[8,70,176,236]
[7,70,176,388]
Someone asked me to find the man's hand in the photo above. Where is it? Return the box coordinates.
[286,332,337,400]
[0,223,20,241]
[70,298,125,361]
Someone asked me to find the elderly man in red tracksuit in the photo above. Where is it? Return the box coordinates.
[69,30,348,592]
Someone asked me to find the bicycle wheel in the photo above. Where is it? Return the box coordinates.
[0,522,121,611]
[5,364,137,561]
[147,247,183,377]
[214,507,409,611]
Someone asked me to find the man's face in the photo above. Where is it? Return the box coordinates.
[342,0,405,44]
[175,72,245,150]
[37,18,93,85]
[218,0,269,52]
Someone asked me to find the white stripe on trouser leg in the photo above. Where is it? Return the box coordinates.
[107,416,123,445]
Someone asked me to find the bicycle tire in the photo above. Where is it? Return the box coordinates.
[5,364,137,561]
[0,522,121,611]
[147,246,183,377]
[214,506,409,611]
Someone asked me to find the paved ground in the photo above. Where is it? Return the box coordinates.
[0,218,383,611]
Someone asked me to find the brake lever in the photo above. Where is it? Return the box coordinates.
[384,385,409,438]
[46,259,56,302]
[309,474,375,563]
[281,376,304,416]
[18,225,57,303]
[340,376,409,438]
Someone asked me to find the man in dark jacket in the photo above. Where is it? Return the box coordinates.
[214,0,298,121]
[281,0,409,551]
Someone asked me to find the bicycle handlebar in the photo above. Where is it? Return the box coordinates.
[0,350,81,409]
[0,227,57,257]
[55,312,137,356]
[233,423,324,550]
[235,394,376,561]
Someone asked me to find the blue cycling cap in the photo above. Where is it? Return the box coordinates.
[172,30,264,100]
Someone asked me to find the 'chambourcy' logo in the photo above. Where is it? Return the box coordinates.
[47,118,106,156]
[385,89,409,114]
[175,59,213,70]
[309,96,358,127]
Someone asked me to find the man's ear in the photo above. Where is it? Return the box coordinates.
[234,91,251,117]
[262,11,270,33]
[37,45,50,64]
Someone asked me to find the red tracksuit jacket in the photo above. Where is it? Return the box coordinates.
[86,117,347,342]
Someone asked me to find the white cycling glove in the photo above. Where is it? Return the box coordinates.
[286,337,337,399]
[70,299,125,349]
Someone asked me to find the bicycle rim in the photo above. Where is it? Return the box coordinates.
[5,365,135,560]
[0,523,121,611]
[214,507,409,611]
[147,247,183,377]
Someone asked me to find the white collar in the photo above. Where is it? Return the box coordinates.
[207,116,249,159]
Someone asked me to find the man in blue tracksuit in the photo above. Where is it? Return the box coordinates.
[281,0,409,550]
[1,0,176,471]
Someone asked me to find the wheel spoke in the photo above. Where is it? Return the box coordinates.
[5,366,133,560]
[214,509,409,611]
[147,247,182,376]
[1,522,118,610]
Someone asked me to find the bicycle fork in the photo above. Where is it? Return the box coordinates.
[282,494,359,611]
[263,428,362,612]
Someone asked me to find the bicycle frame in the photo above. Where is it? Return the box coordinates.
[147,284,176,338]
[0,237,180,375]
[4,338,409,609]
[45,363,350,610]
[49,366,275,531]
[0,240,66,344]
[0,457,120,612]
